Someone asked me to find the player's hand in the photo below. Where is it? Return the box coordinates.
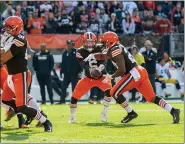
[102,74,112,83]
[4,36,14,52]
[98,64,105,72]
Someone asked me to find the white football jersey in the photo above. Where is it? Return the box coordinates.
[156,63,169,79]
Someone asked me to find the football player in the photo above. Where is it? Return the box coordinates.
[88,31,180,124]
[69,32,137,123]
[0,16,52,132]
[155,57,184,101]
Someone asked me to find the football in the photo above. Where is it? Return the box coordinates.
[90,68,102,79]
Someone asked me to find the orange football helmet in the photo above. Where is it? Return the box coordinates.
[82,32,97,52]
[3,16,23,35]
[99,31,119,49]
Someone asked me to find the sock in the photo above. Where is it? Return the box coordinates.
[102,96,112,112]
[27,95,41,112]
[70,107,77,117]
[116,95,133,113]
[34,111,47,123]
[17,113,24,128]
[153,96,172,112]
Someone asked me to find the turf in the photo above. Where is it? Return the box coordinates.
[1,102,184,143]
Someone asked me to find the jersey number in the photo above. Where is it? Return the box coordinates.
[124,48,135,63]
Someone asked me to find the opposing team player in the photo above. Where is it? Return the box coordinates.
[88,31,180,124]
[69,32,137,123]
[0,16,52,131]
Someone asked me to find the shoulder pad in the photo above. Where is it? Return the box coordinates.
[13,34,26,47]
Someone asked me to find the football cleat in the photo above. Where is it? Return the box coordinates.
[69,116,76,123]
[121,111,138,123]
[43,120,52,132]
[170,108,180,124]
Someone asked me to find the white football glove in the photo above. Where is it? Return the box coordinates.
[3,36,14,52]
[102,74,112,83]
[83,54,95,62]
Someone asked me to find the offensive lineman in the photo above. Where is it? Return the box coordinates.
[0,16,52,132]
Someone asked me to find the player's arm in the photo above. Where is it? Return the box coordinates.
[0,49,14,64]
[111,54,126,78]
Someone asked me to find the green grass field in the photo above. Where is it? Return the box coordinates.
[1,102,184,143]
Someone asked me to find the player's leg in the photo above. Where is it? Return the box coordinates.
[25,94,48,127]
[167,78,184,100]
[137,72,180,124]
[159,80,171,98]
[70,77,93,123]
[97,76,112,122]
[13,71,52,131]
[110,74,138,123]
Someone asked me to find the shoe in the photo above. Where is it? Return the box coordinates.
[24,116,33,125]
[41,101,46,105]
[170,108,180,124]
[97,101,101,104]
[164,93,171,99]
[43,120,52,132]
[121,111,138,123]
[69,116,76,123]
[181,93,184,101]
[101,110,107,122]
[88,99,94,104]
[4,108,15,122]
[56,101,65,104]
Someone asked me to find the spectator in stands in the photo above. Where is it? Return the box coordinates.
[144,1,155,11]
[141,40,157,96]
[43,12,58,34]
[171,3,182,32]
[59,40,82,104]
[137,2,145,12]
[109,1,118,14]
[155,18,172,35]
[141,9,156,35]
[122,1,138,16]
[88,12,101,34]
[115,3,127,24]
[154,4,168,19]
[15,5,27,27]
[107,13,122,34]
[122,13,135,35]
[27,11,44,34]
[57,9,73,34]
[99,7,109,33]
[162,1,174,19]
[132,8,142,33]
[2,5,15,20]
[40,1,53,13]
[33,43,54,104]
[178,8,184,33]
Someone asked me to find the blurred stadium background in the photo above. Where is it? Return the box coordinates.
[0,1,184,102]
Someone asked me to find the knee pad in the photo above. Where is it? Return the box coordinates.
[71,97,78,104]
[104,89,111,97]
